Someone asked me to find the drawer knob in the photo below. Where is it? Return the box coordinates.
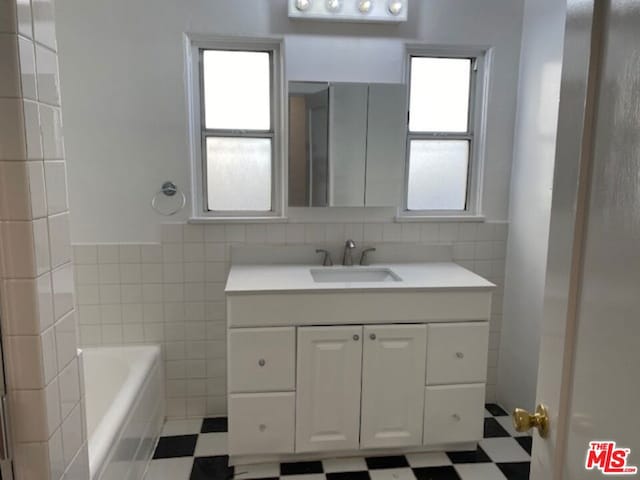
[452,413,461,422]
[259,424,267,432]
[370,333,377,340]
[258,359,266,367]
[353,334,360,341]
[456,352,464,359]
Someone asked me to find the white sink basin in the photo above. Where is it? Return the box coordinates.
[310,267,402,283]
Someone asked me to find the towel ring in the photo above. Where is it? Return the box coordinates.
[151,181,186,216]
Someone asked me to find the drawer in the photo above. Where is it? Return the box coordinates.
[229,392,295,455]
[228,327,295,393]
[423,384,485,445]
[426,322,489,385]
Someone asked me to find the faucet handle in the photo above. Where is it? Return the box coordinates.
[359,247,377,266]
[315,249,333,267]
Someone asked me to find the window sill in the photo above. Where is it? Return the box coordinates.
[395,214,486,223]
[188,216,289,224]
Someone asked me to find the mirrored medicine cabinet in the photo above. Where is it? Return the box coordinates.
[288,81,407,208]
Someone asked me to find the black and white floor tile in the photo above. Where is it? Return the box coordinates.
[144,404,531,480]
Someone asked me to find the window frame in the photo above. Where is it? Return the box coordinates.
[401,47,488,219]
[186,36,285,220]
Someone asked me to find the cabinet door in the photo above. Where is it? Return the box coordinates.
[360,325,427,449]
[365,83,407,207]
[296,326,363,453]
[329,84,368,206]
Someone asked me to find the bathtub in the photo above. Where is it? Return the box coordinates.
[81,346,165,480]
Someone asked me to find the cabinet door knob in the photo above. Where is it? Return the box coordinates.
[370,333,377,340]
[353,334,360,341]
[258,359,266,367]
[452,413,461,422]
[259,424,267,432]
[456,352,464,359]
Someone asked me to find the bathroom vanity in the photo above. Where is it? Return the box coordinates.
[225,258,495,465]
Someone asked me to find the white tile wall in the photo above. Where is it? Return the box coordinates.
[17,35,36,99]
[15,0,31,38]
[34,44,58,105]
[44,161,68,214]
[0,97,27,157]
[23,99,41,159]
[0,0,89,478]
[74,221,507,419]
[31,0,56,50]
[0,161,32,219]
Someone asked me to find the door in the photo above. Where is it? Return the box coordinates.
[360,325,426,449]
[526,1,640,478]
[296,326,363,453]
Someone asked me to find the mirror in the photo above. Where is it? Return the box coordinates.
[288,81,407,208]
[289,82,330,207]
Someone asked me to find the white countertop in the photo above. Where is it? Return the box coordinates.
[225,262,496,294]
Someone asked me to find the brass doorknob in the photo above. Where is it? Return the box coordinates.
[512,404,549,438]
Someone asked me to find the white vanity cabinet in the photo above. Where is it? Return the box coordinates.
[227,319,490,460]
[225,262,495,463]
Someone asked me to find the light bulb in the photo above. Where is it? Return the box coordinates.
[388,0,403,15]
[358,0,373,13]
[326,0,342,12]
[295,0,312,11]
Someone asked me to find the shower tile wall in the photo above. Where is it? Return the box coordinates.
[0,0,89,478]
[74,221,507,419]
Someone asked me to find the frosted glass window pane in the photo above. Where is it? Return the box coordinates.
[407,140,469,210]
[203,50,271,130]
[409,57,471,132]
[206,138,271,211]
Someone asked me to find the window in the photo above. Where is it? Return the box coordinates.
[189,40,282,218]
[405,54,480,214]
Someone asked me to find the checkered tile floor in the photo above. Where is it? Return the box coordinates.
[144,404,531,480]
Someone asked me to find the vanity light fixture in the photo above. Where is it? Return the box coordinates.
[295,0,312,11]
[387,0,404,15]
[358,0,373,13]
[288,0,407,22]
[326,0,342,12]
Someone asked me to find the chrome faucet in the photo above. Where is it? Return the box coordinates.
[342,239,356,266]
